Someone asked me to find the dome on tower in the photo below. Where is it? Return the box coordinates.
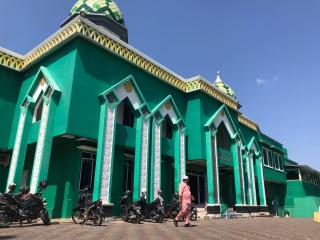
[214,71,237,100]
[70,0,125,26]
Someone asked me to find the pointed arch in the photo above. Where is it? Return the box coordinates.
[204,105,240,141]
[149,95,185,200]
[94,75,152,204]
[205,105,246,210]
[7,66,61,193]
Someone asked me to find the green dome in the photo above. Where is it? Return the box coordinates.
[70,0,125,26]
[214,72,237,100]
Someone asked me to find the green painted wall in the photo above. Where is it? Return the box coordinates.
[285,181,320,218]
[43,137,81,218]
[67,39,187,141]
[8,42,77,148]
[0,66,21,149]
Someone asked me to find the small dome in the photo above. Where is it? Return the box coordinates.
[214,71,237,100]
[70,0,125,26]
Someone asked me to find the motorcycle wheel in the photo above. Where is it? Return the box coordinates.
[135,214,141,224]
[190,212,197,221]
[158,215,164,223]
[92,211,102,226]
[40,209,51,225]
[0,209,12,228]
[72,209,85,224]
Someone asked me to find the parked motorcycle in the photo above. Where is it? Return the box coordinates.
[0,181,50,228]
[120,190,142,224]
[140,190,164,223]
[190,203,198,221]
[164,193,180,219]
[72,188,103,226]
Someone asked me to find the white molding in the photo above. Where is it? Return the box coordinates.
[114,84,141,110]
[213,113,235,138]
[159,104,178,124]
[100,106,116,204]
[6,111,27,190]
[30,98,51,193]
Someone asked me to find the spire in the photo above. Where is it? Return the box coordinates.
[215,70,223,83]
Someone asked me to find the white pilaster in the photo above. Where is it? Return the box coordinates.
[140,119,150,192]
[179,131,186,178]
[153,123,161,199]
[30,98,51,193]
[100,106,116,204]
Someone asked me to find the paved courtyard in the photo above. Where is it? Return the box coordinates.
[0,218,319,240]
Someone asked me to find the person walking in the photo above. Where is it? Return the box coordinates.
[174,175,192,227]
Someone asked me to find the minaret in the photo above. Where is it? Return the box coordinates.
[215,71,223,83]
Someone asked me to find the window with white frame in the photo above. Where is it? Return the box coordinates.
[263,147,275,168]
[263,148,268,166]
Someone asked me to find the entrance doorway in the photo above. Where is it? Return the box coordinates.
[187,170,207,204]
[219,168,236,208]
[123,149,134,192]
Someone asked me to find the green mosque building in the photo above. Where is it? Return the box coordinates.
[0,0,319,218]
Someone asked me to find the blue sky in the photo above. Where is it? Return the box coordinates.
[1,0,319,170]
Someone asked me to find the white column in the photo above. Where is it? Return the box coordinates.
[100,106,116,204]
[213,135,220,204]
[30,98,51,193]
[140,119,150,192]
[259,158,267,206]
[6,110,27,190]
[179,130,186,178]
[153,123,161,200]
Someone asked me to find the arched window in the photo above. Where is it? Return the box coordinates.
[217,124,231,150]
[116,98,135,127]
[32,98,44,123]
[162,116,173,139]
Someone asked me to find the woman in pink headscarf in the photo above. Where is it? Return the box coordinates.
[174,175,192,227]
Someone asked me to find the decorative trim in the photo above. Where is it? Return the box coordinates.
[100,106,116,204]
[238,115,258,131]
[140,119,150,192]
[30,97,51,193]
[153,123,161,199]
[0,17,240,111]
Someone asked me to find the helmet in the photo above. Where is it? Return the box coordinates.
[182,175,189,181]
[157,189,163,195]
[8,183,16,192]
[141,188,147,194]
